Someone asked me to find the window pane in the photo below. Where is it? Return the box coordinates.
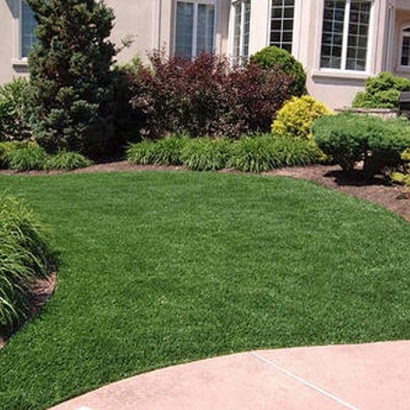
[232,2,242,59]
[270,0,295,52]
[197,4,215,53]
[243,1,251,58]
[346,1,371,71]
[21,0,37,58]
[232,1,251,62]
[320,0,345,69]
[175,2,194,58]
[401,36,410,66]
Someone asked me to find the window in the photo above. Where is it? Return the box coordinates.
[399,26,410,68]
[21,0,38,58]
[232,0,251,63]
[270,0,295,53]
[174,1,216,59]
[320,0,372,72]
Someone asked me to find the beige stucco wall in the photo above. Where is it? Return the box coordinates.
[0,0,397,111]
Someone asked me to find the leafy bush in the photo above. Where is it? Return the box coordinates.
[0,78,32,142]
[26,0,117,157]
[250,46,307,96]
[272,96,332,139]
[228,134,320,173]
[181,137,232,171]
[44,151,92,171]
[312,113,410,176]
[4,142,47,171]
[0,195,52,338]
[352,72,410,109]
[129,51,293,139]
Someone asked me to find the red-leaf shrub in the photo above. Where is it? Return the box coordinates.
[128,52,292,139]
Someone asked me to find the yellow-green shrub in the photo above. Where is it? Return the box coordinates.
[272,96,332,139]
[390,149,410,187]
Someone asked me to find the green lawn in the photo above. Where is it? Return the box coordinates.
[0,171,410,409]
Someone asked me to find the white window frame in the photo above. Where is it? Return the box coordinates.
[268,0,300,55]
[398,24,410,71]
[230,0,251,64]
[173,0,217,59]
[12,0,37,65]
[319,0,374,74]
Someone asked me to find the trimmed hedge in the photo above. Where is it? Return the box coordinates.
[312,113,410,177]
[250,46,307,96]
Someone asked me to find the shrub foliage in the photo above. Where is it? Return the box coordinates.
[312,113,410,176]
[352,72,410,109]
[272,96,332,140]
[250,46,307,96]
[0,78,32,142]
[26,0,117,156]
[128,52,293,139]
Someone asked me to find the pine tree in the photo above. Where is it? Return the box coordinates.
[26,0,116,156]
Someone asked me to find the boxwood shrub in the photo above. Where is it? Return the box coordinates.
[312,113,410,176]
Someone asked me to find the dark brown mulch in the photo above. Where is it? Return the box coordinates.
[0,162,408,348]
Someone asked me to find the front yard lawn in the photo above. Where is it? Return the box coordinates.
[0,171,410,409]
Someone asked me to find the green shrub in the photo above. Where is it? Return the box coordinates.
[45,151,92,171]
[312,113,410,176]
[272,96,332,139]
[27,0,116,157]
[352,72,410,109]
[126,140,157,165]
[4,142,47,171]
[0,78,32,142]
[250,46,307,96]
[181,137,232,171]
[228,134,320,173]
[0,195,52,338]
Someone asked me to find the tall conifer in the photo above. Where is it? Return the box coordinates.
[26,0,116,155]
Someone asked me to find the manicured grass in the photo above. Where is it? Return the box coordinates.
[0,171,410,409]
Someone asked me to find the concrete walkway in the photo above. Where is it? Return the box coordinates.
[50,341,410,410]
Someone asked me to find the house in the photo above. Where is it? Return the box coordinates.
[1,0,410,109]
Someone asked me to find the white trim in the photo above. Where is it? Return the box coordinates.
[398,23,410,70]
[230,0,251,62]
[318,0,374,74]
[267,0,298,55]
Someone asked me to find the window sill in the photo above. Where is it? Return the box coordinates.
[396,66,410,74]
[12,58,29,67]
[312,69,370,81]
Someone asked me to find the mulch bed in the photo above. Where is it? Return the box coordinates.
[0,162,408,348]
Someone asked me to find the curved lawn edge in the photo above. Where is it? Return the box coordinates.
[0,171,409,410]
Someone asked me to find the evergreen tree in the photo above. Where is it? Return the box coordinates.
[26,0,116,156]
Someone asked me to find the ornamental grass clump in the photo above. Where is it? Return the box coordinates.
[228,134,320,173]
[4,142,47,171]
[0,195,52,339]
[44,151,92,171]
[126,140,157,165]
[181,137,232,171]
